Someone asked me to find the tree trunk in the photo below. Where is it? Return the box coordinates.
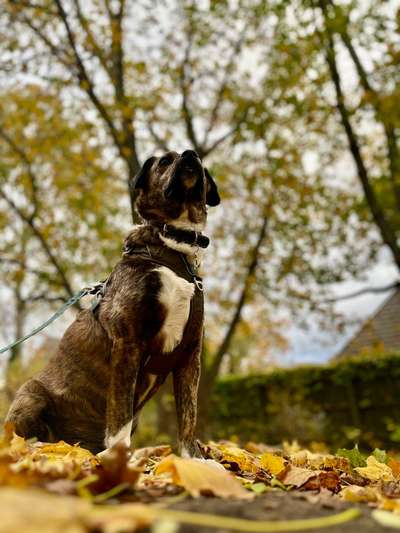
[319,1,400,271]
[197,214,269,435]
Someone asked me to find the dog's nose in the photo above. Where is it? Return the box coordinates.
[181,150,200,161]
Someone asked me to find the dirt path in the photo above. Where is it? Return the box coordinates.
[170,490,386,532]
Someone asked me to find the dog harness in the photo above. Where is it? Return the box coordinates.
[122,244,204,375]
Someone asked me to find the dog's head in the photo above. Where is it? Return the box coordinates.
[131,150,220,225]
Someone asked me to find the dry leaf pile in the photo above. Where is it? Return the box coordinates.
[2,425,400,531]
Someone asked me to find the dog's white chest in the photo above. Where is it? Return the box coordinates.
[155,266,195,353]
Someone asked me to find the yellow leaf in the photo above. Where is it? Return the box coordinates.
[31,441,99,469]
[340,485,379,503]
[259,452,286,475]
[155,454,253,500]
[213,443,259,473]
[282,440,302,455]
[379,497,400,513]
[355,456,394,483]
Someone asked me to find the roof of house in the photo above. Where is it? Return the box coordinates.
[336,287,400,359]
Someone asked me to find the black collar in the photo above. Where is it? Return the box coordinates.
[156,223,210,249]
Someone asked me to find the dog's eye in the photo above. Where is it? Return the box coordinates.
[159,155,173,166]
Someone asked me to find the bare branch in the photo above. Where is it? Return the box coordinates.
[103,0,114,19]
[147,122,170,152]
[0,126,39,220]
[203,24,248,147]
[179,29,201,154]
[320,281,400,303]
[0,256,47,279]
[0,187,76,300]
[53,0,123,157]
[6,1,57,14]
[15,13,73,70]
[72,0,112,77]
[23,292,68,304]
[202,106,250,157]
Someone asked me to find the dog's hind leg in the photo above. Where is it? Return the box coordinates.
[6,380,55,442]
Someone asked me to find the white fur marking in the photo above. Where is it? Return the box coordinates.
[105,419,132,448]
[159,234,203,261]
[156,266,195,353]
[159,210,205,261]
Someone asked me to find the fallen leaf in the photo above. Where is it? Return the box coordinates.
[259,452,286,476]
[129,445,172,464]
[31,441,98,467]
[293,488,344,509]
[290,451,350,472]
[372,448,388,464]
[270,477,289,490]
[303,471,341,493]
[379,497,400,513]
[340,485,379,503]
[244,442,270,455]
[340,471,368,487]
[282,440,302,455]
[389,458,400,478]
[205,443,259,474]
[0,487,90,533]
[355,456,394,483]
[381,481,400,499]
[246,482,268,494]
[280,466,317,488]
[93,442,142,496]
[155,454,253,499]
[336,445,366,468]
[289,450,309,467]
[372,509,400,529]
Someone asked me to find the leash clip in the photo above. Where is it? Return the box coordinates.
[194,277,203,292]
[85,282,105,296]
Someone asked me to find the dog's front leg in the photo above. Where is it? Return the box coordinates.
[104,338,139,449]
[173,344,202,458]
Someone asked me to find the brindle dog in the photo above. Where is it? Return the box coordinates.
[6,150,220,456]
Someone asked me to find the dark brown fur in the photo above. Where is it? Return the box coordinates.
[6,151,219,455]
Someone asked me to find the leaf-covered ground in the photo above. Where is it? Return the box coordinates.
[1,426,400,532]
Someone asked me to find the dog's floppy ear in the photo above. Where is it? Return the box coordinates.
[131,157,156,190]
[205,168,220,206]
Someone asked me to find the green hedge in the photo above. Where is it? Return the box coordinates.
[211,353,400,449]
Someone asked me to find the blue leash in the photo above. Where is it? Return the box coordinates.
[0,282,105,355]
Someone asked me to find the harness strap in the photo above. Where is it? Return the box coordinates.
[124,245,204,375]
[124,245,203,290]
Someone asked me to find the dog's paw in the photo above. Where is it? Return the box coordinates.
[96,447,113,461]
[104,420,133,449]
[96,440,132,464]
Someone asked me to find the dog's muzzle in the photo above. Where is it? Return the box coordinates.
[165,151,203,200]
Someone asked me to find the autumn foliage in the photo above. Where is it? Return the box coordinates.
[1,425,400,530]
